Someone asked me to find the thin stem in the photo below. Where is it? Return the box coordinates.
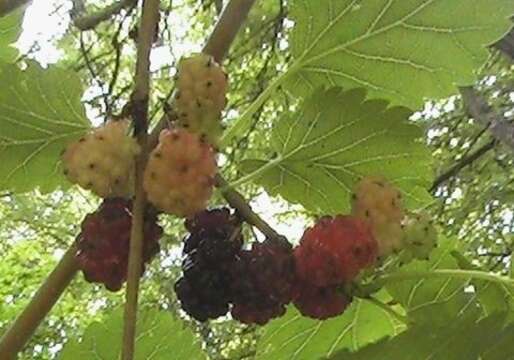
[0,244,79,359]
[214,174,285,241]
[121,1,159,359]
[363,297,409,325]
[430,139,496,192]
[460,86,514,152]
[147,0,257,149]
[219,69,292,148]
[378,269,514,288]
[73,0,137,31]
[226,156,283,188]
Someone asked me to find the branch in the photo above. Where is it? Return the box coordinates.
[203,0,256,63]
[493,25,514,60]
[147,0,257,150]
[214,174,286,242]
[0,0,31,17]
[73,0,136,31]
[460,86,514,152]
[121,1,159,359]
[430,139,496,192]
[0,244,79,359]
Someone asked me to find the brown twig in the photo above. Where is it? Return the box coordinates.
[73,0,137,31]
[493,25,514,60]
[430,139,496,192]
[121,1,159,360]
[214,174,286,241]
[460,86,514,152]
[0,244,79,359]
[0,0,31,17]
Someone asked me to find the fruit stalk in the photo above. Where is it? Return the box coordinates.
[214,174,285,241]
[0,244,79,359]
[121,0,159,359]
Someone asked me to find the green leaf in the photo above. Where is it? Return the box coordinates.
[58,308,206,360]
[287,0,514,108]
[256,300,402,359]
[386,238,481,325]
[238,87,432,214]
[221,0,514,148]
[328,312,514,360]
[451,250,514,316]
[0,63,90,193]
[0,8,25,62]
[482,327,514,360]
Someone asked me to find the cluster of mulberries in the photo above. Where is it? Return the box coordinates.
[60,51,440,327]
[143,54,229,216]
[172,177,439,324]
[76,198,162,291]
[62,53,228,219]
[174,209,296,325]
[61,53,230,301]
[175,210,381,323]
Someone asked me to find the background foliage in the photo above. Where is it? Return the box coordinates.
[0,0,513,359]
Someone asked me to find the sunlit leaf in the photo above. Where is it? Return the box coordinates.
[240,87,432,214]
[287,0,514,108]
[58,308,206,360]
[0,63,90,193]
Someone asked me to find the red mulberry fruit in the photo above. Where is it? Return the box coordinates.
[295,215,378,287]
[76,198,162,291]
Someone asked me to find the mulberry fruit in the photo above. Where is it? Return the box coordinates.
[400,211,438,263]
[175,208,242,322]
[230,239,295,325]
[174,53,228,146]
[294,215,378,287]
[143,128,217,217]
[174,276,230,322]
[293,281,351,320]
[62,119,140,198]
[352,176,405,258]
[76,198,162,291]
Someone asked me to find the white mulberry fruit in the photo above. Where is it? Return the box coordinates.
[62,119,140,198]
[143,128,217,217]
[351,176,405,258]
[174,53,228,147]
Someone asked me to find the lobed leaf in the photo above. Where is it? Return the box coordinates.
[255,300,403,360]
[58,308,206,360]
[287,0,514,108]
[385,238,482,325]
[0,63,90,193]
[328,312,514,360]
[240,87,432,215]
